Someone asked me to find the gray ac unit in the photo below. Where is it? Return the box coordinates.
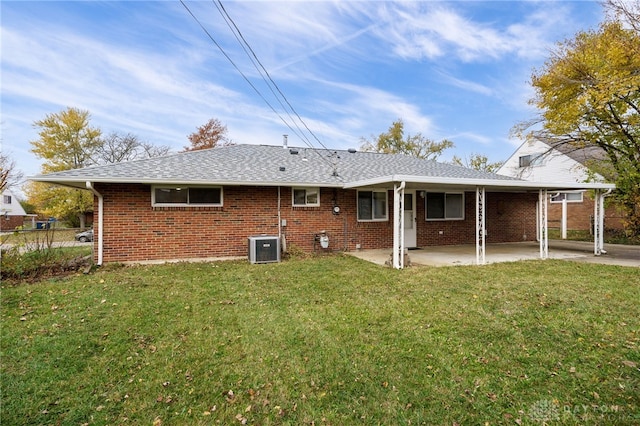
[248,235,280,264]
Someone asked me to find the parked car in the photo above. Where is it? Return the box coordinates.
[75,229,94,242]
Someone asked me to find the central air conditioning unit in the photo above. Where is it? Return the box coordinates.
[248,235,280,264]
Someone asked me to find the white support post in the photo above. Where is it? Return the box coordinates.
[393,182,406,269]
[561,198,568,239]
[594,189,603,256]
[538,189,548,259]
[598,191,606,254]
[475,186,486,265]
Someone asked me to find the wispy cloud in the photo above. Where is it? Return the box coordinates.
[356,2,581,63]
[436,71,494,96]
[1,0,603,179]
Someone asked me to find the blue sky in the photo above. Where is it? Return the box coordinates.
[2,1,604,183]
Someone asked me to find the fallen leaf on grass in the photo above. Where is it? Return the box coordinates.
[622,360,637,368]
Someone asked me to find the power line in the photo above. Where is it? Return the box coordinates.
[180,0,337,169]
[213,0,332,154]
[210,0,315,151]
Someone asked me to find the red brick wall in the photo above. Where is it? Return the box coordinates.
[0,215,24,231]
[93,184,538,263]
[548,197,625,231]
[416,192,538,247]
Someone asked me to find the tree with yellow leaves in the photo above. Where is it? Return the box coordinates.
[360,119,453,160]
[28,107,101,227]
[518,18,640,236]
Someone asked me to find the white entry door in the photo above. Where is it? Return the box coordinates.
[404,191,417,248]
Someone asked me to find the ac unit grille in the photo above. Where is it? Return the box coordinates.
[248,236,280,264]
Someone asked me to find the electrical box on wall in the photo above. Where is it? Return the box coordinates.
[248,236,280,264]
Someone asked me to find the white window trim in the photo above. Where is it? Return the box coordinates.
[519,153,544,168]
[425,191,465,221]
[292,187,320,207]
[357,190,389,222]
[550,191,584,204]
[151,185,223,207]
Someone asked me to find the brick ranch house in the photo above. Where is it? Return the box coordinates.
[31,144,615,268]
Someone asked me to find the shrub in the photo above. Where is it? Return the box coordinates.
[1,228,92,282]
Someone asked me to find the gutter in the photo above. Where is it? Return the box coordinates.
[30,177,346,190]
[85,182,103,266]
[343,174,617,191]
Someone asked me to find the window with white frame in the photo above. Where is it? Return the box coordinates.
[519,154,544,167]
[152,186,222,207]
[292,187,320,206]
[550,192,583,203]
[425,192,464,220]
[357,190,388,221]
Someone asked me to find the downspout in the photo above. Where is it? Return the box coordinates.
[277,186,281,238]
[85,182,103,266]
[278,186,286,254]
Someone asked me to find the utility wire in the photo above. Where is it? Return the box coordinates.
[214,0,332,154]
[211,0,316,151]
[180,0,333,167]
[180,0,337,170]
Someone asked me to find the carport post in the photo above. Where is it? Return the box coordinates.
[393,181,406,269]
[538,189,548,259]
[593,189,604,256]
[475,186,486,265]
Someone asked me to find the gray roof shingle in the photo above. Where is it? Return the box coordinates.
[31,144,519,187]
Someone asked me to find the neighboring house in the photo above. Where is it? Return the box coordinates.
[31,144,614,268]
[0,189,28,231]
[497,139,624,233]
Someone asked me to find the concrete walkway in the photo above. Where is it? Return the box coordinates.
[347,241,639,268]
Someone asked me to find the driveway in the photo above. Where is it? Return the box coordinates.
[548,240,639,267]
[348,241,639,268]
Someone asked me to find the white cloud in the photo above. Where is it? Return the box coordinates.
[436,71,494,96]
[356,2,582,63]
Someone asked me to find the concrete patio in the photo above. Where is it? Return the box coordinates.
[347,240,639,268]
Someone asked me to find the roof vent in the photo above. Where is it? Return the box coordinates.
[279,166,286,172]
[348,148,357,153]
[282,134,288,149]
[289,148,299,155]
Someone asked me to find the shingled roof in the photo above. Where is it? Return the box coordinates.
[31,144,520,188]
[539,140,607,167]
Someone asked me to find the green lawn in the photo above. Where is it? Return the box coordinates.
[1,256,639,425]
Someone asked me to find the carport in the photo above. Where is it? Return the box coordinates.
[344,175,616,269]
